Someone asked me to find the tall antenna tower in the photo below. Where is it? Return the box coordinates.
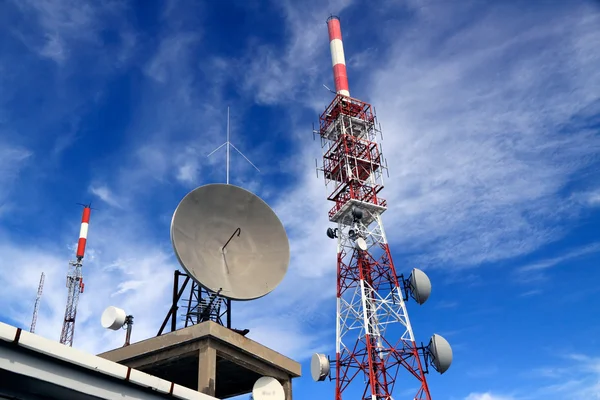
[310,16,453,400]
[30,272,45,333]
[59,204,91,347]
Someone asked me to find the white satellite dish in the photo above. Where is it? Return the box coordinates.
[409,268,432,305]
[101,306,134,347]
[252,376,285,400]
[310,353,330,382]
[428,333,453,374]
[354,237,368,251]
[101,306,127,330]
[171,183,290,301]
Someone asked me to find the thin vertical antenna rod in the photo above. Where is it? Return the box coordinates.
[30,272,45,333]
[227,107,230,184]
[207,107,260,184]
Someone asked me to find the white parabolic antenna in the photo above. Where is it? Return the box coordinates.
[354,237,368,251]
[310,353,330,382]
[410,268,432,305]
[252,376,285,400]
[171,183,290,301]
[101,306,127,330]
[429,333,453,374]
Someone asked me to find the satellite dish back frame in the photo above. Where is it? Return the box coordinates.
[156,270,254,337]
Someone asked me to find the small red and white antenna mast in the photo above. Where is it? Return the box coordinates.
[59,204,91,347]
[30,272,45,333]
[310,15,454,400]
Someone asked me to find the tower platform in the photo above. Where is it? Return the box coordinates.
[97,321,301,399]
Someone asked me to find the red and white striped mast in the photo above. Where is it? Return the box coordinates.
[327,17,350,97]
[311,16,453,400]
[59,204,90,347]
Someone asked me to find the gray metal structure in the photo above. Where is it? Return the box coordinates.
[29,272,45,333]
[170,183,290,301]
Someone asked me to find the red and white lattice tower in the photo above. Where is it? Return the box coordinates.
[59,205,90,346]
[311,16,450,400]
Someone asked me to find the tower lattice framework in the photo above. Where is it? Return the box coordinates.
[59,205,90,347]
[317,94,431,400]
[30,272,45,333]
[316,15,432,399]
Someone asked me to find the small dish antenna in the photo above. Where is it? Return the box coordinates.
[409,268,432,305]
[252,376,285,400]
[310,353,330,382]
[101,306,134,346]
[427,333,453,374]
[354,237,368,251]
[171,183,290,301]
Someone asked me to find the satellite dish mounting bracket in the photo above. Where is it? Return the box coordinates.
[157,270,249,336]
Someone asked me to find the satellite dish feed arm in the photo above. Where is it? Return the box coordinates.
[223,228,241,252]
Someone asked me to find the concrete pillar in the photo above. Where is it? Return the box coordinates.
[198,343,216,396]
[282,378,293,399]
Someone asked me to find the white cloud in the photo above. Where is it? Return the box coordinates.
[517,242,600,273]
[242,0,354,108]
[1,3,599,398]
[534,354,600,399]
[143,32,200,84]
[9,0,133,64]
[465,393,515,400]
[174,146,203,185]
[245,316,331,361]
[361,2,600,268]
[0,144,31,180]
[585,189,600,206]
[89,184,122,208]
[0,143,32,211]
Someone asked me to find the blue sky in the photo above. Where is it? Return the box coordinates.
[0,0,599,399]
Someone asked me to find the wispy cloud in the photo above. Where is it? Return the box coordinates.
[89,184,122,208]
[435,300,459,309]
[8,0,133,64]
[0,144,32,210]
[583,189,600,207]
[362,2,600,269]
[241,0,354,108]
[0,144,31,182]
[465,393,515,400]
[534,353,600,399]
[0,4,599,400]
[517,242,600,272]
[518,289,542,297]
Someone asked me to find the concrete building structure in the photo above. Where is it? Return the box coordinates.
[98,321,302,399]
[0,321,216,400]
